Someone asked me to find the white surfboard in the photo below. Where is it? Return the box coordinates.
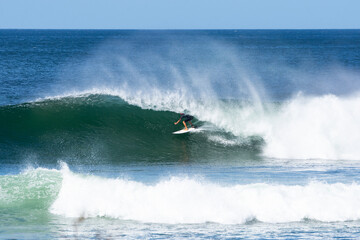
[173,127,199,134]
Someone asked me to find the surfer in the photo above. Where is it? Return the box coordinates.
[174,113,194,130]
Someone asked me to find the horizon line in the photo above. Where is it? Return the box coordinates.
[1,28,360,31]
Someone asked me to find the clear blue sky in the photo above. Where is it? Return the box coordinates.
[0,0,359,29]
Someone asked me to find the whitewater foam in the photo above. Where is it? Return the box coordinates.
[262,93,360,160]
[50,166,360,224]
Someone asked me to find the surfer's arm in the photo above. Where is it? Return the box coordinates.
[174,119,181,125]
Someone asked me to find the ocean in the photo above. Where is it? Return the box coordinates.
[1,29,360,239]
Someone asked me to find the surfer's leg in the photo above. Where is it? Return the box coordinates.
[183,121,188,130]
[189,121,194,127]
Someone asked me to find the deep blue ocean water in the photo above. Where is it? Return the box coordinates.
[1,30,360,239]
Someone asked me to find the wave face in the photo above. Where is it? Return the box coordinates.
[3,165,360,224]
[1,92,360,162]
[0,94,263,164]
[0,167,61,210]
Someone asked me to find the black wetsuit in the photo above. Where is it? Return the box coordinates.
[180,114,194,122]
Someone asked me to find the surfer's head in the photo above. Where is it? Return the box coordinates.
[180,113,184,115]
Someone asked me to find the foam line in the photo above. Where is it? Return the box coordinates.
[50,167,360,224]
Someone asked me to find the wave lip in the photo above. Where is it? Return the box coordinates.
[50,168,360,224]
